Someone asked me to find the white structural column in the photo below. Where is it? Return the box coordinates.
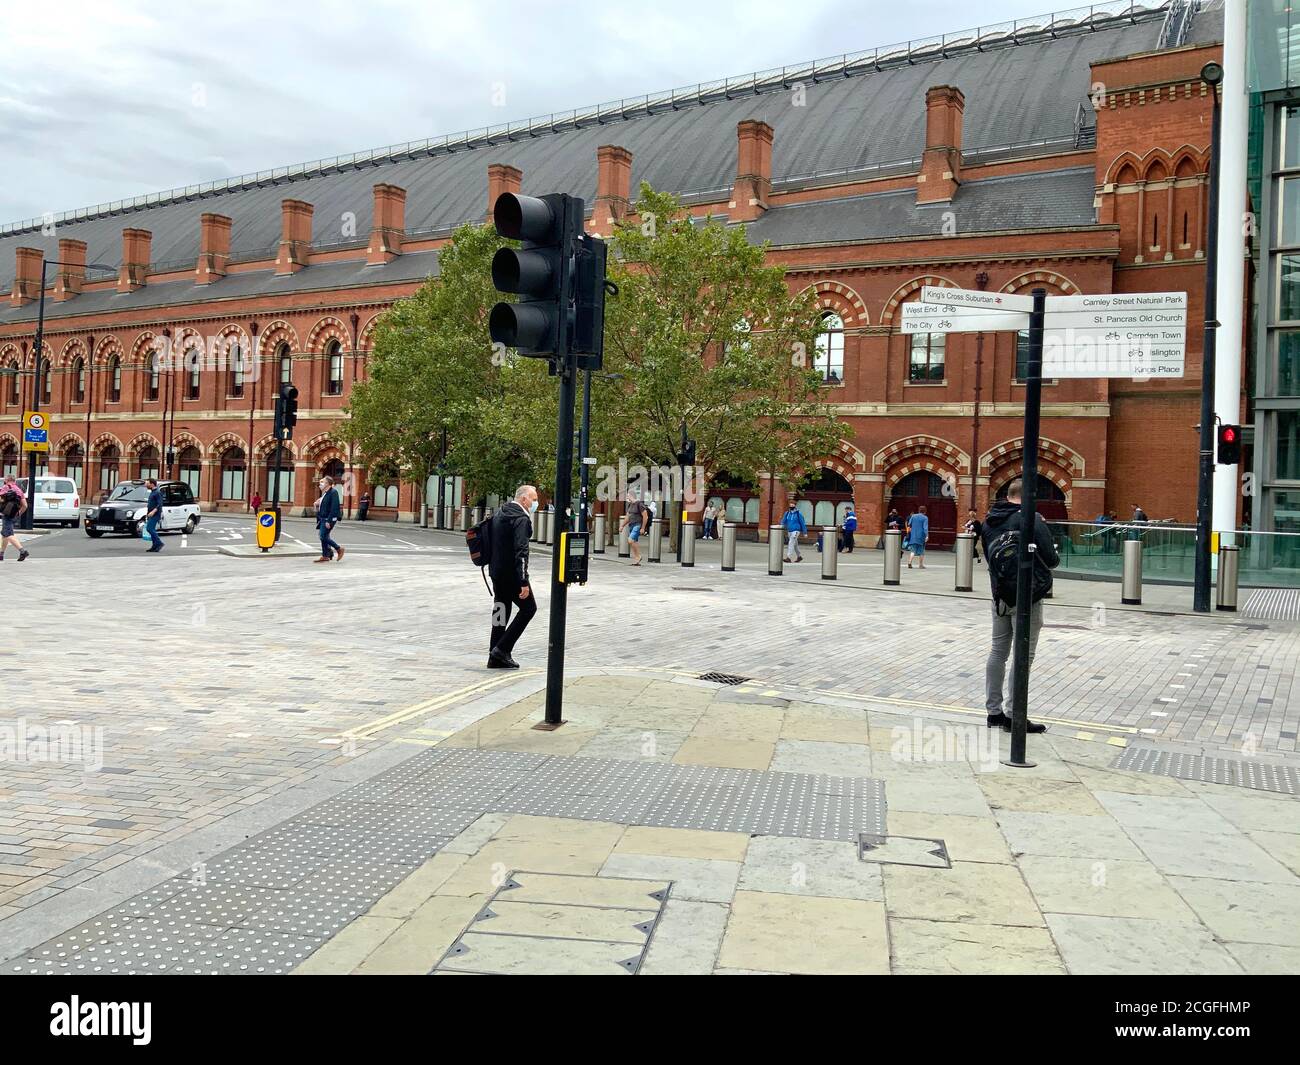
[1213,0,1249,537]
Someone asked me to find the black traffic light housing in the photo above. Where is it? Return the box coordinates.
[490,193,573,358]
[1216,423,1241,465]
[275,384,300,439]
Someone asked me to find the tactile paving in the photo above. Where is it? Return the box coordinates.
[1111,747,1300,796]
[12,745,886,973]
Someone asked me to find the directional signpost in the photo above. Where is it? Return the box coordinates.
[907,286,1187,766]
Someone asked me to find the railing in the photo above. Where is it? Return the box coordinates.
[0,1,1170,239]
[1050,520,1300,588]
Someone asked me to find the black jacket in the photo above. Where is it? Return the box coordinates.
[488,501,532,587]
[979,499,1060,598]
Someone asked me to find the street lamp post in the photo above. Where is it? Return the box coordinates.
[21,257,113,530]
[1194,61,1225,614]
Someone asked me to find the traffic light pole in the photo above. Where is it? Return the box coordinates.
[21,260,50,532]
[1003,287,1046,769]
[578,368,592,534]
[1194,79,1223,614]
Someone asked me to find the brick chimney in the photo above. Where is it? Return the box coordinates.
[116,228,152,292]
[8,246,42,306]
[196,213,232,284]
[51,238,87,300]
[275,199,314,275]
[591,146,633,232]
[917,85,965,204]
[367,184,407,265]
[731,120,774,222]
[487,164,523,222]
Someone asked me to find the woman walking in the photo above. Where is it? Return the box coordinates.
[0,475,29,562]
[905,505,929,569]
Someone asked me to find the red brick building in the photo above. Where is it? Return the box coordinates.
[0,2,1234,540]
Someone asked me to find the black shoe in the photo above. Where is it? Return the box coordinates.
[987,712,1011,729]
[17,549,29,562]
[998,715,1047,734]
[487,649,519,669]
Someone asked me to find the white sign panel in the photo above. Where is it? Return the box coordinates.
[1043,291,1187,313]
[900,303,1026,334]
[1041,328,1185,378]
[920,286,1034,312]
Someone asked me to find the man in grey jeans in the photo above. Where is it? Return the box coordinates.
[978,477,1059,733]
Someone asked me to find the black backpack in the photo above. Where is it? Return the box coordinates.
[466,515,494,591]
[0,493,20,520]
[986,528,1051,609]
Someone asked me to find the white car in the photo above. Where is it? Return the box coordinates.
[83,480,201,538]
[31,477,81,528]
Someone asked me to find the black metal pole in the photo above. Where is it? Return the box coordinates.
[435,424,447,529]
[1194,86,1222,614]
[1005,287,1046,769]
[578,368,592,533]
[270,400,283,544]
[544,196,581,728]
[21,261,49,531]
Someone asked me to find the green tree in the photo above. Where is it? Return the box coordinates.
[597,184,845,513]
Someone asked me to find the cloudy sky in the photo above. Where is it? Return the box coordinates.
[1,0,1063,222]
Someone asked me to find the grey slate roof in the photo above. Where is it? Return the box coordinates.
[745,167,1100,246]
[0,1,1222,324]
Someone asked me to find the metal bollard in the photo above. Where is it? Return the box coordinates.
[618,520,630,558]
[722,523,737,571]
[648,518,664,562]
[821,526,838,580]
[1121,539,1143,605]
[681,521,696,567]
[883,529,903,586]
[593,513,606,554]
[545,511,556,546]
[471,506,483,527]
[954,532,975,592]
[530,510,540,542]
[1216,544,1240,612]
[768,525,784,575]
[457,505,469,531]
[443,504,453,529]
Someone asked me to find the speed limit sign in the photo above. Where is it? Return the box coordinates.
[22,410,49,452]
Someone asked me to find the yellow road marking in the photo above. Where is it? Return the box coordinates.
[344,671,542,741]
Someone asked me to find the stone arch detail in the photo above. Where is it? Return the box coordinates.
[357,315,382,352]
[210,432,247,456]
[259,320,300,357]
[301,433,342,461]
[307,316,349,354]
[170,431,205,459]
[979,436,1085,478]
[1000,270,1079,296]
[255,435,299,460]
[799,282,869,326]
[90,432,123,456]
[126,432,162,456]
[54,432,85,453]
[59,337,89,367]
[93,335,124,367]
[873,435,970,478]
[880,274,963,327]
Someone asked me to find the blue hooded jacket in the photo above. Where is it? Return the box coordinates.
[781,507,807,534]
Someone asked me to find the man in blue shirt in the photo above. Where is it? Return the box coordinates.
[839,507,858,553]
[144,479,164,552]
[781,500,807,562]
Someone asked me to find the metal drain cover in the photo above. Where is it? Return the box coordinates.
[697,672,750,685]
[857,834,951,869]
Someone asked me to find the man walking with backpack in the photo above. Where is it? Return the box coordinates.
[487,484,538,669]
[0,475,29,562]
[980,477,1059,733]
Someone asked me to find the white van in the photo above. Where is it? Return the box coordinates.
[32,477,81,528]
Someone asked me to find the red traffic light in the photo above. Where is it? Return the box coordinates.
[1221,427,1237,443]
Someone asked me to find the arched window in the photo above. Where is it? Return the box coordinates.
[99,445,120,491]
[137,446,160,481]
[326,340,344,396]
[323,457,345,482]
[228,343,244,398]
[108,357,122,403]
[220,447,246,499]
[374,482,399,507]
[64,444,84,489]
[265,445,294,502]
[178,446,201,496]
[147,359,160,401]
[5,362,19,405]
[1,443,17,478]
[73,358,86,403]
[814,312,845,383]
[909,332,945,383]
[40,358,52,405]
[187,350,201,399]
[278,343,293,390]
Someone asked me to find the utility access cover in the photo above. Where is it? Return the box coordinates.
[857,834,951,869]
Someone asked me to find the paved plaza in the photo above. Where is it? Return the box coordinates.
[1,522,1297,974]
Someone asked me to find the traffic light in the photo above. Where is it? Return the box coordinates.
[572,234,608,369]
[275,384,300,439]
[490,193,576,358]
[1217,423,1241,465]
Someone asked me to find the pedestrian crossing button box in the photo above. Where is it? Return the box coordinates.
[559,531,589,585]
